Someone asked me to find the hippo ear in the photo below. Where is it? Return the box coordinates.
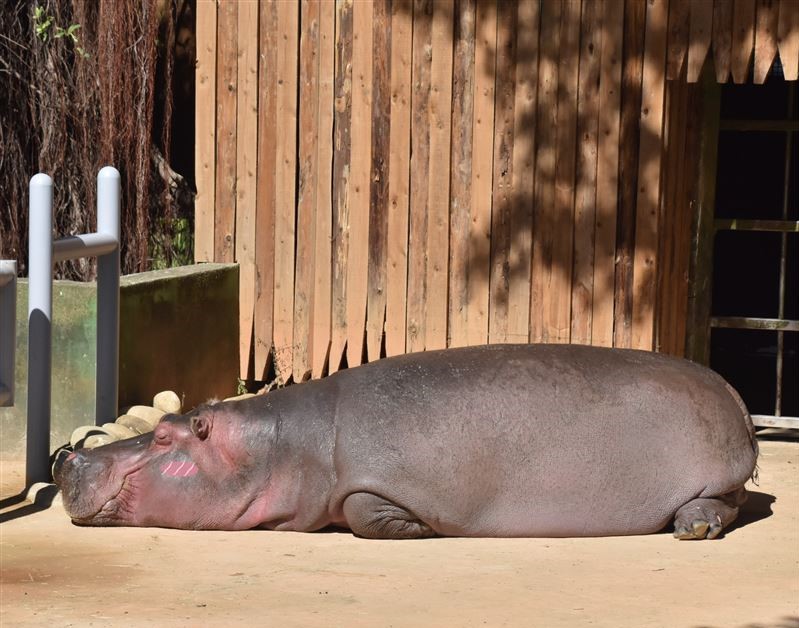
[190,415,212,441]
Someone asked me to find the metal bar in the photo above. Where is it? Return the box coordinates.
[0,260,17,407]
[709,316,799,332]
[719,120,799,131]
[775,83,795,417]
[26,173,53,486]
[53,233,118,263]
[95,167,120,425]
[752,415,799,429]
[714,219,799,233]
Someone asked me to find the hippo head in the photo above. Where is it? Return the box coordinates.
[54,405,269,530]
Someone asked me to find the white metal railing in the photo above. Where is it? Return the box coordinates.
[26,167,121,486]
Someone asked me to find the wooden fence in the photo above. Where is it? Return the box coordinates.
[194,0,799,382]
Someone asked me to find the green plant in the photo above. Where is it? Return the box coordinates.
[33,5,89,57]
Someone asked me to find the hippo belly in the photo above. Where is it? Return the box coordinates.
[323,344,757,538]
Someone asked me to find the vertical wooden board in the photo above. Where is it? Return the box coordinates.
[329,0,353,374]
[731,0,756,83]
[571,0,602,346]
[592,0,623,348]
[545,0,580,345]
[614,0,645,349]
[530,0,560,344]
[467,0,497,346]
[194,0,216,262]
[667,0,690,80]
[235,0,259,379]
[214,0,237,264]
[488,0,517,345]
[631,0,668,351]
[366,0,392,363]
[293,0,321,382]
[754,0,778,83]
[778,0,799,80]
[425,0,454,351]
[448,0,476,349]
[346,0,373,368]
[273,0,299,381]
[687,0,713,82]
[407,0,432,353]
[255,0,278,379]
[712,0,734,82]
[507,0,539,345]
[311,0,335,378]
[385,0,413,357]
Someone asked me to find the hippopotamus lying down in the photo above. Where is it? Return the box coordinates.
[55,344,758,540]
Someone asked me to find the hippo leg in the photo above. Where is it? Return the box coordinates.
[342,492,436,539]
[673,487,748,540]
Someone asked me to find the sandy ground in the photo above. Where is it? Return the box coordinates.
[1,432,797,628]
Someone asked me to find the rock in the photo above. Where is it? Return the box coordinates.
[83,434,115,449]
[124,405,166,427]
[153,390,181,414]
[70,425,112,449]
[116,414,155,434]
[102,422,138,441]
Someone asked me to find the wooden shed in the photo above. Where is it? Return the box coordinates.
[193,0,798,428]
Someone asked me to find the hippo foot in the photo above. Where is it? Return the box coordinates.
[343,492,436,540]
[672,489,747,540]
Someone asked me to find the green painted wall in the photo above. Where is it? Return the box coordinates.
[0,263,239,458]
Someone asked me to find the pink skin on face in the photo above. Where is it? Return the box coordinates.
[159,460,199,478]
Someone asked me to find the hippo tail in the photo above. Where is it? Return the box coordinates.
[723,380,760,483]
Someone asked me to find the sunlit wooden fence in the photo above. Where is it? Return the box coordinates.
[194,0,799,381]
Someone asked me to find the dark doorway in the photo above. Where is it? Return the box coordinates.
[706,61,797,428]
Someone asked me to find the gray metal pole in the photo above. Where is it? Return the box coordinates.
[26,173,53,485]
[0,260,17,407]
[95,166,120,425]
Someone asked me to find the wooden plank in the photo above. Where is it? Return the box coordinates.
[273,0,299,381]
[507,0,539,344]
[731,0,756,83]
[667,0,690,80]
[424,0,454,351]
[778,0,799,80]
[293,0,321,382]
[329,0,353,374]
[571,0,602,346]
[214,0,237,263]
[194,0,216,262]
[531,0,560,344]
[467,0,497,347]
[631,0,669,351]
[385,0,413,357]
[311,0,335,378]
[687,0,713,82]
[448,0,476,349]
[345,0,373,368]
[407,0,432,353]
[614,0,645,349]
[235,0,259,379]
[366,0,391,363]
[592,0,623,348]
[488,0,517,345]
[754,0,778,83]
[254,0,278,379]
[544,0,580,344]
[712,0,734,82]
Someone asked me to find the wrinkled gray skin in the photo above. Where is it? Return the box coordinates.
[55,344,758,539]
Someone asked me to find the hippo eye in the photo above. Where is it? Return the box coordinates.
[153,424,172,446]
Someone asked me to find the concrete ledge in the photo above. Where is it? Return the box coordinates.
[0,263,239,458]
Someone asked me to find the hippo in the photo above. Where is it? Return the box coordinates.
[54,344,758,540]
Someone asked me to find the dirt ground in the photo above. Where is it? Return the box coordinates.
[1,431,797,628]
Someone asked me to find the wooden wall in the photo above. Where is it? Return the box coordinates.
[194,0,799,382]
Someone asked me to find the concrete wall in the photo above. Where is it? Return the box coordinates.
[0,263,238,458]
